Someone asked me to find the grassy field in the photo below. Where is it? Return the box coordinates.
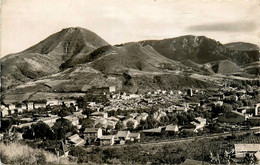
[0,142,72,165]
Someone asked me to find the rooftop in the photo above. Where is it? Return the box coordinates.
[100,135,114,140]
[84,128,100,133]
[116,131,130,138]
[128,133,140,138]
[165,125,178,131]
[234,144,260,152]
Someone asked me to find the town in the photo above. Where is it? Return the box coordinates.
[1,82,260,164]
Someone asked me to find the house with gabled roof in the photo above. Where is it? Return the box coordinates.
[107,116,119,122]
[142,126,166,135]
[90,112,108,119]
[165,125,179,134]
[67,134,85,147]
[84,128,102,140]
[234,144,260,158]
[100,135,115,146]
[115,131,130,144]
[128,132,140,142]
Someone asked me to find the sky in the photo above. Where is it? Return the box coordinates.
[1,0,260,57]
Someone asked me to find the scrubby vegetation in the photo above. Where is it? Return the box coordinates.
[0,142,71,165]
[66,133,260,164]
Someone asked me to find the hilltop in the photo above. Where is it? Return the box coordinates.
[0,27,108,90]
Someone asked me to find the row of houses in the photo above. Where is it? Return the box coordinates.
[142,117,207,135]
[89,111,150,130]
[1,99,78,117]
[67,128,140,146]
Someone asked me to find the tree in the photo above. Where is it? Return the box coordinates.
[222,103,233,113]
[58,109,71,118]
[95,123,103,129]
[69,104,76,113]
[126,121,135,130]
[115,121,125,131]
[212,103,233,116]
[139,120,148,130]
[52,118,77,140]
[159,116,169,126]
[22,126,34,139]
[81,119,95,129]
[150,105,159,114]
[177,114,188,125]
[146,115,159,129]
[31,121,54,140]
[82,107,94,119]
[168,115,178,125]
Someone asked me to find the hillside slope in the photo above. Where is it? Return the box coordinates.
[1,29,259,103]
[2,42,215,104]
[224,42,260,51]
[0,27,109,90]
[139,35,259,66]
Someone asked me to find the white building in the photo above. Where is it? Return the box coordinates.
[27,102,34,111]
[109,86,116,93]
[255,103,260,116]
[190,117,207,132]
[63,100,77,107]
[8,104,16,110]
[234,144,260,158]
[34,103,47,109]
[1,106,9,117]
[47,99,62,106]
[100,135,115,145]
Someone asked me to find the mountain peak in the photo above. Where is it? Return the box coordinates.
[22,27,108,55]
[0,27,109,90]
[61,27,94,34]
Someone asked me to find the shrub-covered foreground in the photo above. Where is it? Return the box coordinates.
[69,133,260,164]
[0,142,72,165]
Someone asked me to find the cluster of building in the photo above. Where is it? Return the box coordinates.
[0,99,78,117]
[1,84,260,162]
[142,117,207,135]
[83,128,140,146]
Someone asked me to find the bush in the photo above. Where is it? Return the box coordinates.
[0,142,71,165]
